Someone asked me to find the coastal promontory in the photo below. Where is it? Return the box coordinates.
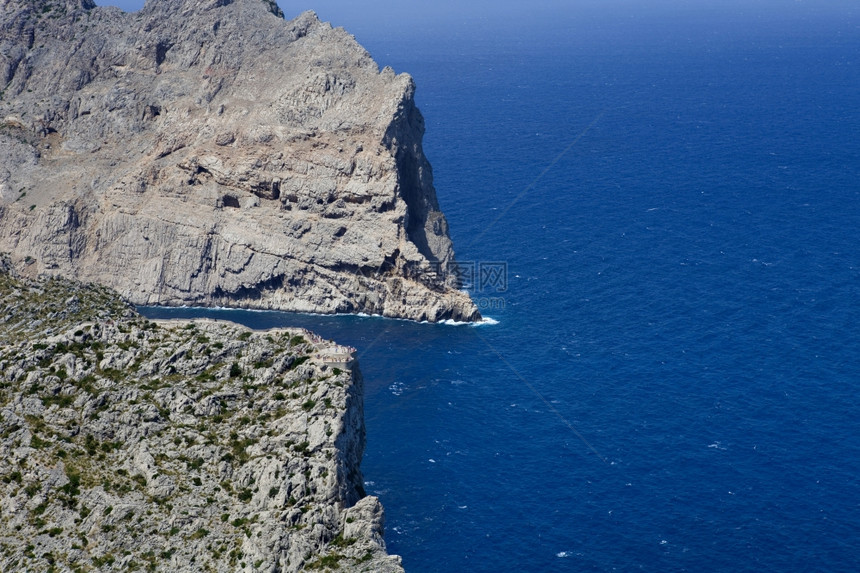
[0,0,479,323]
[0,257,404,571]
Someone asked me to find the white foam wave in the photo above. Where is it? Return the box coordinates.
[435,316,499,326]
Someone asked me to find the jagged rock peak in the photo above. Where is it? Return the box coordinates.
[138,0,285,19]
[0,0,481,322]
[0,0,95,14]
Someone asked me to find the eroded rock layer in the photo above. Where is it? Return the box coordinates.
[0,0,479,322]
[0,258,404,572]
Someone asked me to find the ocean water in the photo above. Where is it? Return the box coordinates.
[144,3,860,571]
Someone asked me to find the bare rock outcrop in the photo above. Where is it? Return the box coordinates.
[0,265,404,572]
[0,0,480,322]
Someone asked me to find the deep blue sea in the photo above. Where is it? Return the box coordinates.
[143,3,860,571]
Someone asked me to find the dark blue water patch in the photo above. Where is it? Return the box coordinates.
[371,13,859,570]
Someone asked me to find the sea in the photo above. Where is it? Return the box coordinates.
[142,2,860,571]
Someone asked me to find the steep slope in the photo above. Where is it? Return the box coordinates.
[0,259,404,572]
[0,0,480,322]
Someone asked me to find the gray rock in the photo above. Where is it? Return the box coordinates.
[0,266,403,572]
[0,0,479,323]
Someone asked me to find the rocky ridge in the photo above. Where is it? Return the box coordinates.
[0,0,479,323]
[0,259,404,572]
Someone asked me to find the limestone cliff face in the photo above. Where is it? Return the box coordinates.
[0,0,480,322]
[0,262,404,572]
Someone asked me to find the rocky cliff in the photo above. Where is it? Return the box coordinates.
[0,0,479,323]
[0,258,404,572]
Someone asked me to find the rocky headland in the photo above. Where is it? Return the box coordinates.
[0,0,479,323]
[0,257,404,572]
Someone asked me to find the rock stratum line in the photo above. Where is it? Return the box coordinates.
[0,0,480,323]
[0,256,404,571]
